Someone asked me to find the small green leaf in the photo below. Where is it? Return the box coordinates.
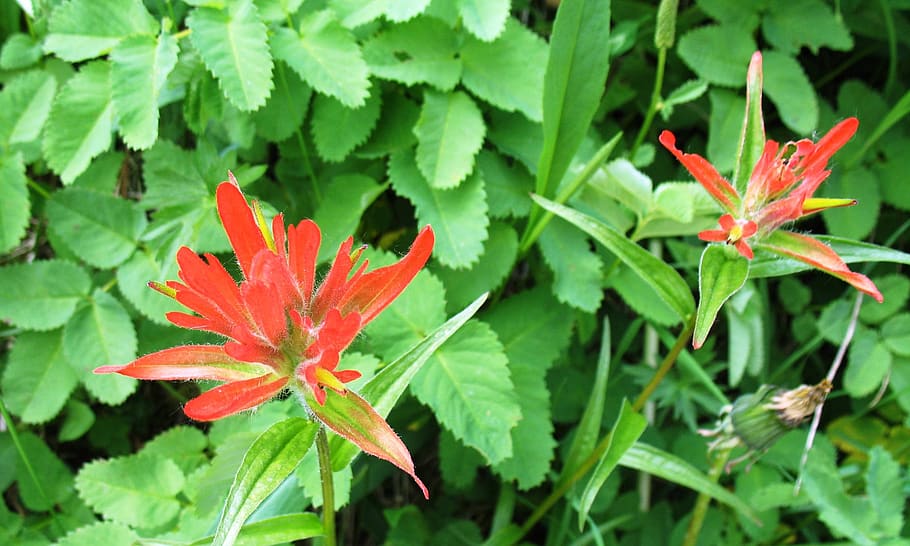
[45,0,157,62]
[882,313,910,357]
[414,90,486,189]
[802,453,876,544]
[46,187,147,269]
[457,0,509,41]
[866,446,904,536]
[312,92,382,162]
[271,10,370,107]
[253,61,311,142]
[76,453,184,528]
[0,154,29,254]
[539,217,604,313]
[0,260,90,331]
[761,0,853,55]
[762,50,817,134]
[187,0,273,111]
[410,320,521,464]
[477,150,533,218]
[43,61,113,184]
[678,25,756,86]
[578,400,647,528]
[116,249,184,324]
[58,400,95,442]
[0,33,43,69]
[845,330,892,397]
[390,149,489,269]
[694,244,749,349]
[860,274,909,325]
[2,329,77,424]
[140,139,209,208]
[139,426,209,475]
[55,522,138,546]
[821,168,880,241]
[313,174,386,262]
[0,70,57,147]
[363,17,461,90]
[356,92,420,158]
[16,432,74,511]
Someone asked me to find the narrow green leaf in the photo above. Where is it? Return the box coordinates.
[43,61,113,184]
[214,417,318,546]
[619,442,759,522]
[313,174,386,262]
[311,92,382,162]
[414,90,486,189]
[457,0,510,41]
[271,10,370,107]
[0,260,91,331]
[578,400,647,528]
[45,0,157,62]
[732,52,764,192]
[2,330,77,424]
[188,0,273,111]
[111,33,179,149]
[694,244,749,349]
[532,195,695,320]
[0,154,29,254]
[188,513,322,546]
[749,236,910,278]
[0,70,57,147]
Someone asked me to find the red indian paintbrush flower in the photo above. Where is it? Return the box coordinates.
[659,52,882,303]
[96,174,434,497]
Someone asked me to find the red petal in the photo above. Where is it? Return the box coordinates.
[740,221,758,238]
[93,345,270,381]
[734,239,754,260]
[184,375,288,421]
[718,214,736,230]
[288,220,321,306]
[698,229,728,243]
[307,308,363,358]
[659,131,741,214]
[312,237,357,320]
[216,181,268,278]
[241,279,288,347]
[798,118,859,175]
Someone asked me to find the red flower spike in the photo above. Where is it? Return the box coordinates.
[184,375,289,421]
[216,180,269,278]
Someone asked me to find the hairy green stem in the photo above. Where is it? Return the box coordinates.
[681,447,731,546]
[630,47,667,159]
[316,427,336,546]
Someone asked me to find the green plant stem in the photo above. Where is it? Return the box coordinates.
[630,47,667,159]
[26,179,51,200]
[315,427,336,546]
[512,320,694,544]
[681,447,731,546]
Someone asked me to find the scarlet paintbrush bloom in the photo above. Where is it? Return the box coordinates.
[659,52,882,303]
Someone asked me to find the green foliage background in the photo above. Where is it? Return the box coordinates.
[1,0,909,544]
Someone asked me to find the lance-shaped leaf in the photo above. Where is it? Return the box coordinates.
[749,235,910,278]
[732,51,765,192]
[213,417,319,546]
[694,244,749,349]
[307,388,429,499]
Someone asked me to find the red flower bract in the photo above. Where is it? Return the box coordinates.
[96,174,435,418]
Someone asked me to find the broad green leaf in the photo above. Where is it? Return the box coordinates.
[16,433,74,511]
[821,168,880,241]
[55,522,138,546]
[0,33,43,69]
[486,287,573,488]
[535,0,611,201]
[661,79,709,120]
[313,174,386,262]
[611,265,680,326]
[116,249,183,324]
[438,429,483,489]
[532,195,695,320]
[708,89,746,173]
[802,453,876,545]
[677,25,756,86]
[356,92,420,158]
[45,0,157,62]
[0,260,90,330]
[312,92,382,162]
[457,0,510,41]
[187,513,322,546]
[364,271,446,361]
[58,400,95,442]
[213,418,318,546]
[578,400,647,528]
[390,149,489,269]
[254,0,305,21]
[539,217,604,313]
[749,236,910,278]
[620,442,759,522]
[63,289,138,405]
[0,70,57,147]
[253,61,311,142]
[140,139,209,208]
[71,149,123,192]
[762,0,852,55]
[385,0,431,21]
[46,187,147,269]
[330,293,488,469]
[433,222,519,314]
[488,109,543,173]
[2,330,77,424]
[694,244,749,349]
[414,91,486,189]
[363,17,461,90]
[461,18,546,121]
[882,313,910,357]
[0,154,29,254]
[43,61,113,184]
[762,50,817,134]
[111,33,179,149]
[860,274,909,325]
[477,150,533,218]
[139,426,208,476]
[271,10,370,107]
[187,0,273,111]
[410,320,521,464]
[328,0,387,28]
[845,330,891,397]
[866,446,904,536]
[76,453,184,528]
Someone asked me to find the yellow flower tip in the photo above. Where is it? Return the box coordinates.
[349,244,367,264]
[251,199,276,252]
[314,366,348,394]
[802,197,856,214]
[148,281,177,299]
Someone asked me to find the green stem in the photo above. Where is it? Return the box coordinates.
[316,427,336,546]
[681,447,731,546]
[630,47,667,160]
[632,315,695,412]
[26,179,51,200]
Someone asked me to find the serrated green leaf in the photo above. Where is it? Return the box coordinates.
[312,92,382,161]
[390,150,489,267]
[188,0,273,111]
[63,289,138,405]
[694,244,749,349]
[0,70,57,147]
[56,521,138,546]
[364,271,447,360]
[477,150,533,218]
[750,236,910,278]
[0,260,90,330]
[414,90,485,189]
[46,187,147,269]
[76,453,184,528]
[329,0,386,28]
[0,33,43,69]
[486,287,573,488]
[45,0,157,62]
[802,453,876,545]
[111,33,179,149]
[16,432,74,511]
[363,17,461,90]
[313,174,386,261]
[58,400,95,442]
[140,139,210,208]
[457,0,509,41]
[271,10,370,107]
[253,61,311,142]
[821,168,880,241]
[487,109,544,173]
[438,429,483,489]
[762,50,817,134]
[433,222,518,314]
[43,61,113,184]
[356,92,420,158]
[71,150,123,192]
[140,426,209,475]
[411,320,521,464]
[461,18,546,121]
[0,154,29,254]
[539,217,604,312]
[677,25,756,87]
[761,0,853,55]
[845,330,891,397]
[117,249,184,324]
[2,330,77,424]
[214,418,318,546]
[866,446,904,536]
